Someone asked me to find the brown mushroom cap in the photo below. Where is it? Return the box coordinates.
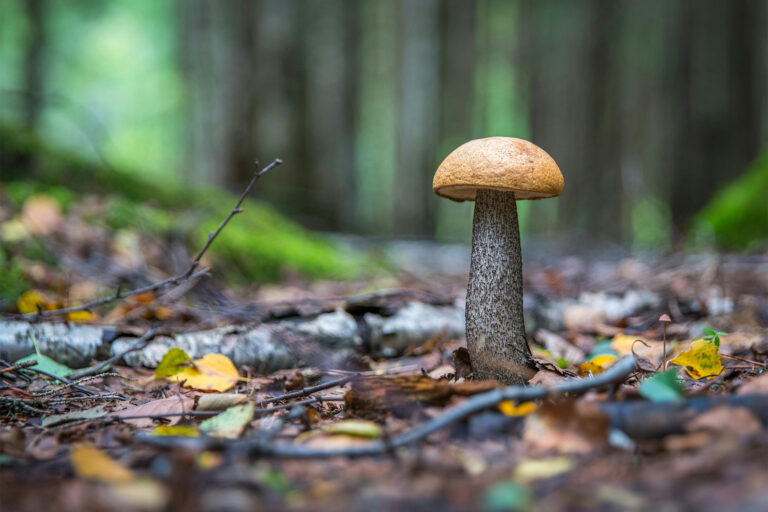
[433,137,564,202]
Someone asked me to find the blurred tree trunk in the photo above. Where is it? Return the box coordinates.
[435,0,476,240]
[303,0,358,231]
[355,0,398,234]
[394,0,440,236]
[23,0,47,131]
[669,0,762,235]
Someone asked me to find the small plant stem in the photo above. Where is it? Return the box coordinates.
[662,323,667,371]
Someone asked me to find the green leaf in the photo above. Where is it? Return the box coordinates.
[154,348,194,379]
[15,353,73,380]
[555,357,569,369]
[639,370,683,403]
[199,403,255,439]
[701,328,716,336]
[483,480,531,512]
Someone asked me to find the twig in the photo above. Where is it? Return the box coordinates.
[109,396,345,422]
[136,356,638,457]
[0,360,37,375]
[69,329,160,379]
[3,159,282,320]
[22,367,98,396]
[257,375,355,406]
[721,353,765,367]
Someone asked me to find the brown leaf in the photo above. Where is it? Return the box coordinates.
[453,347,473,380]
[522,400,610,454]
[111,397,194,428]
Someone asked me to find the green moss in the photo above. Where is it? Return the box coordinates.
[691,152,768,249]
[0,251,29,307]
[0,124,376,283]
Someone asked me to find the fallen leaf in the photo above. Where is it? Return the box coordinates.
[21,194,62,235]
[669,339,723,379]
[483,480,531,512]
[152,425,200,437]
[199,403,255,439]
[43,405,107,428]
[577,354,617,376]
[66,309,97,323]
[639,370,683,403]
[513,457,575,482]
[15,352,73,380]
[737,372,768,395]
[687,406,762,438]
[196,393,249,411]
[498,401,537,416]
[171,353,240,392]
[611,333,665,361]
[111,396,194,428]
[522,401,610,454]
[154,348,194,379]
[16,290,56,314]
[70,444,134,484]
[323,420,382,438]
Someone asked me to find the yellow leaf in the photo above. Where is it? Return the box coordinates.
[669,339,723,379]
[152,425,199,437]
[171,353,239,392]
[70,444,134,484]
[578,354,617,376]
[499,401,537,416]
[514,457,575,482]
[17,290,55,314]
[67,310,96,323]
[323,420,382,438]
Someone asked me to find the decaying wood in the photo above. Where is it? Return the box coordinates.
[0,301,465,371]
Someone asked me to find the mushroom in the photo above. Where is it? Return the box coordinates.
[433,137,564,384]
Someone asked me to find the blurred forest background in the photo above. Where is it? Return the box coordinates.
[1,0,767,253]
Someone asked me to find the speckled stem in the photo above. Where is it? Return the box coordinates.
[466,189,536,384]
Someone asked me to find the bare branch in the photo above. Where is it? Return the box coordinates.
[3,158,282,320]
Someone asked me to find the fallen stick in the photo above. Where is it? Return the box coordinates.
[136,355,638,457]
[2,158,282,320]
[601,394,768,440]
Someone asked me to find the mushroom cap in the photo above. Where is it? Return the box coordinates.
[433,137,564,202]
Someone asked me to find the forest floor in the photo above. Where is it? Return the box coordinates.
[2,188,768,511]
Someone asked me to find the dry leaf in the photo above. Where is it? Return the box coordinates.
[578,354,617,376]
[196,393,249,411]
[171,353,240,392]
[738,373,768,395]
[669,339,723,379]
[70,444,134,484]
[21,194,62,235]
[111,396,194,428]
[522,401,610,454]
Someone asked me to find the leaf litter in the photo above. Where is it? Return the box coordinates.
[2,183,768,510]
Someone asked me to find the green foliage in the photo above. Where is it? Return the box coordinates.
[0,125,374,284]
[15,333,73,381]
[692,152,768,248]
[154,348,193,379]
[0,251,29,306]
[698,327,727,348]
[483,480,531,512]
[639,370,683,403]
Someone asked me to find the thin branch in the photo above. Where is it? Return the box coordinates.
[3,159,282,320]
[136,356,638,457]
[69,328,160,379]
[108,397,345,422]
[0,360,37,375]
[257,375,355,406]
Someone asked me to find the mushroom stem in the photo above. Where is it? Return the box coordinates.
[466,189,536,384]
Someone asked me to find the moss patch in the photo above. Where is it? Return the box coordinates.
[691,152,768,249]
[0,125,375,283]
